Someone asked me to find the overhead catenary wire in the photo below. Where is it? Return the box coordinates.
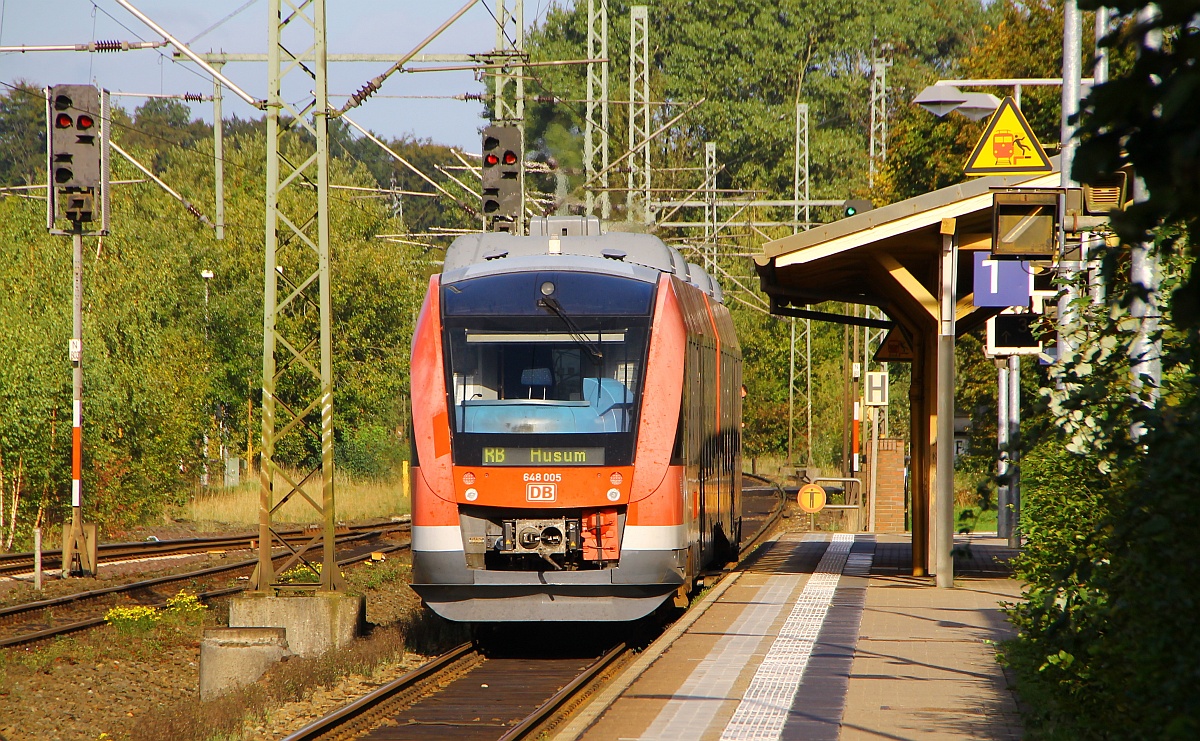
[341,113,480,217]
[186,0,260,45]
[112,0,263,107]
[0,81,420,237]
[84,1,223,91]
[337,0,480,116]
[110,140,213,226]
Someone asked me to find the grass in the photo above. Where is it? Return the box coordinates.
[177,470,410,526]
[955,504,999,534]
[954,462,1001,534]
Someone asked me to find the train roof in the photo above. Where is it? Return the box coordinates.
[442,217,725,302]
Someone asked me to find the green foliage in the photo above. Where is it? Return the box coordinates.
[0,87,453,541]
[875,0,1070,203]
[1001,236,1200,737]
[0,80,45,187]
[1073,1,1200,327]
[525,0,990,207]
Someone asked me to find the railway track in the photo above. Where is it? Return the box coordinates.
[283,637,629,741]
[280,474,785,741]
[0,527,409,648]
[0,520,409,577]
[739,472,787,559]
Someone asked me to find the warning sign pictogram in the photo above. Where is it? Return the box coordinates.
[964,96,1053,176]
[874,326,914,363]
[797,484,827,514]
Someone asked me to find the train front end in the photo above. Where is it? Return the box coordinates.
[409,230,690,622]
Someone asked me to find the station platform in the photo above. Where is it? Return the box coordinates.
[554,532,1023,741]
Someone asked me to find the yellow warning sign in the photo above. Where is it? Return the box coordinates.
[963,97,1053,176]
[797,484,827,514]
[874,326,914,363]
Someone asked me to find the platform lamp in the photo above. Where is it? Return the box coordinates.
[912,84,968,117]
[955,93,1001,122]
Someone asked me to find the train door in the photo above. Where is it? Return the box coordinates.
[697,339,711,559]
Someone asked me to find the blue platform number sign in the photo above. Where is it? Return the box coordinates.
[973,252,1033,308]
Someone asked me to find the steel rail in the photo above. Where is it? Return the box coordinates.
[280,642,477,741]
[0,521,408,576]
[275,473,781,740]
[737,473,787,560]
[0,530,403,624]
[496,641,629,741]
[0,542,409,648]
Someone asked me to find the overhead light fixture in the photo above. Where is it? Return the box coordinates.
[956,92,1002,121]
[913,84,968,117]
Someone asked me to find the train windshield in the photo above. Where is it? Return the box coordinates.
[447,324,648,434]
[442,271,655,466]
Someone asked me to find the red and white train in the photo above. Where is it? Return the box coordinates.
[409,217,741,621]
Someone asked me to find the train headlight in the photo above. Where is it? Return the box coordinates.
[465,488,478,501]
[540,281,555,296]
[462,471,476,485]
[609,471,623,486]
[607,488,620,501]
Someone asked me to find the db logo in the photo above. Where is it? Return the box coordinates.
[526,483,557,502]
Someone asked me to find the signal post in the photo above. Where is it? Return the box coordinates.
[46,84,110,577]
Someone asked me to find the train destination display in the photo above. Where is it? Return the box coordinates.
[481,447,606,466]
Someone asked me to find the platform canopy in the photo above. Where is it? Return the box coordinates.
[753,161,1060,576]
[756,163,1060,335]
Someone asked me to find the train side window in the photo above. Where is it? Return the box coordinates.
[671,401,685,466]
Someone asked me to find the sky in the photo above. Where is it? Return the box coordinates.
[0,0,559,149]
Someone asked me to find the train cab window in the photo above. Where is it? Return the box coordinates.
[442,271,655,465]
[447,327,646,434]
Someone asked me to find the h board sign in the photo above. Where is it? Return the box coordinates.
[864,371,889,406]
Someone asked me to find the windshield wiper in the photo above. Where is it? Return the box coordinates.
[537,297,604,363]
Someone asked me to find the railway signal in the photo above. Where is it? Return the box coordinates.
[481,124,522,230]
[842,199,872,218]
[45,84,111,578]
[49,84,102,191]
[46,84,111,232]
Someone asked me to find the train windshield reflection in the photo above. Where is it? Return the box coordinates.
[447,325,647,435]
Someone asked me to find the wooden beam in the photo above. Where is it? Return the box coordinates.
[955,293,976,322]
[956,305,1002,336]
[872,253,939,323]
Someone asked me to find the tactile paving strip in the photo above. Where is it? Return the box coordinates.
[719,534,855,741]
[633,574,803,740]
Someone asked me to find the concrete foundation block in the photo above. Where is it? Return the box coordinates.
[199,627,289,701]
[229,593,365,658]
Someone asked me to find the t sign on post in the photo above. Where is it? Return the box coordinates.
[973,252,1033,307]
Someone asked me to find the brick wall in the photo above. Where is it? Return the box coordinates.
[871,438,908,533]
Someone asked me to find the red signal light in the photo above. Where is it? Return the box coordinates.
[503,150,517,165]
[484,153,499,166]
[56,113,73,128]
[77,114,95,130]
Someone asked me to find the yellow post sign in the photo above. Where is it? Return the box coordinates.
[797,483,827,514]
[964,97,1053,177]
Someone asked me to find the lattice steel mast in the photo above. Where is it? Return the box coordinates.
[491,0,526,234]
[584,0,610,218]
[253,0,343,592]
[627,6,650,223]
[869,46,890,188]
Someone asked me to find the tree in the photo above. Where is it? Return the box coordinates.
[0,81,45,187]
